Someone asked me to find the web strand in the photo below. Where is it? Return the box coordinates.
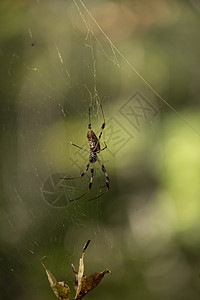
[73,0,200,136]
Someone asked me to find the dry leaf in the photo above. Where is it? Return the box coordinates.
[72,240,111,299]
[41,260,71,300]
[73,269,111,299]
[41,240,111,300]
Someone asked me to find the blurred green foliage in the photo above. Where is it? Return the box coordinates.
[1,1,200,299]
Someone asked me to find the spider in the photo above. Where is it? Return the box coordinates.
[62,105,109,201]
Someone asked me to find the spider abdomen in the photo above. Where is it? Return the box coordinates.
[89,153,97,163]
[87,130,100,151]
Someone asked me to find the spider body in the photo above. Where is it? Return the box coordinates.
[62,105,109,201]
[87,129,100,152]
[89,152,97,163]
[87,130,100,164]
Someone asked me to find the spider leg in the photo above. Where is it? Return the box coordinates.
[97,158,109,190]
[93,104,106,152]
[61,162,90,180]
[70,142,90,153]
[69,164,94,202]
[98,104,106,140]
[96,142,107,153]
[88,106,92,129]
[88,157,109,201]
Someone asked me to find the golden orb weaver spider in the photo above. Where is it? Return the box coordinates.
[62,105,109,201]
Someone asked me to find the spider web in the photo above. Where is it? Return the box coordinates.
[1,1,200,299]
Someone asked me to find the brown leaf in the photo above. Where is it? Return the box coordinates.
[71,240,111,299]
[73,240,90,298]
[41,260,71,300]
[76,269,111,299]
[41,240,111,300]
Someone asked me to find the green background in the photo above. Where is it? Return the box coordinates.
[1,0,200,299]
